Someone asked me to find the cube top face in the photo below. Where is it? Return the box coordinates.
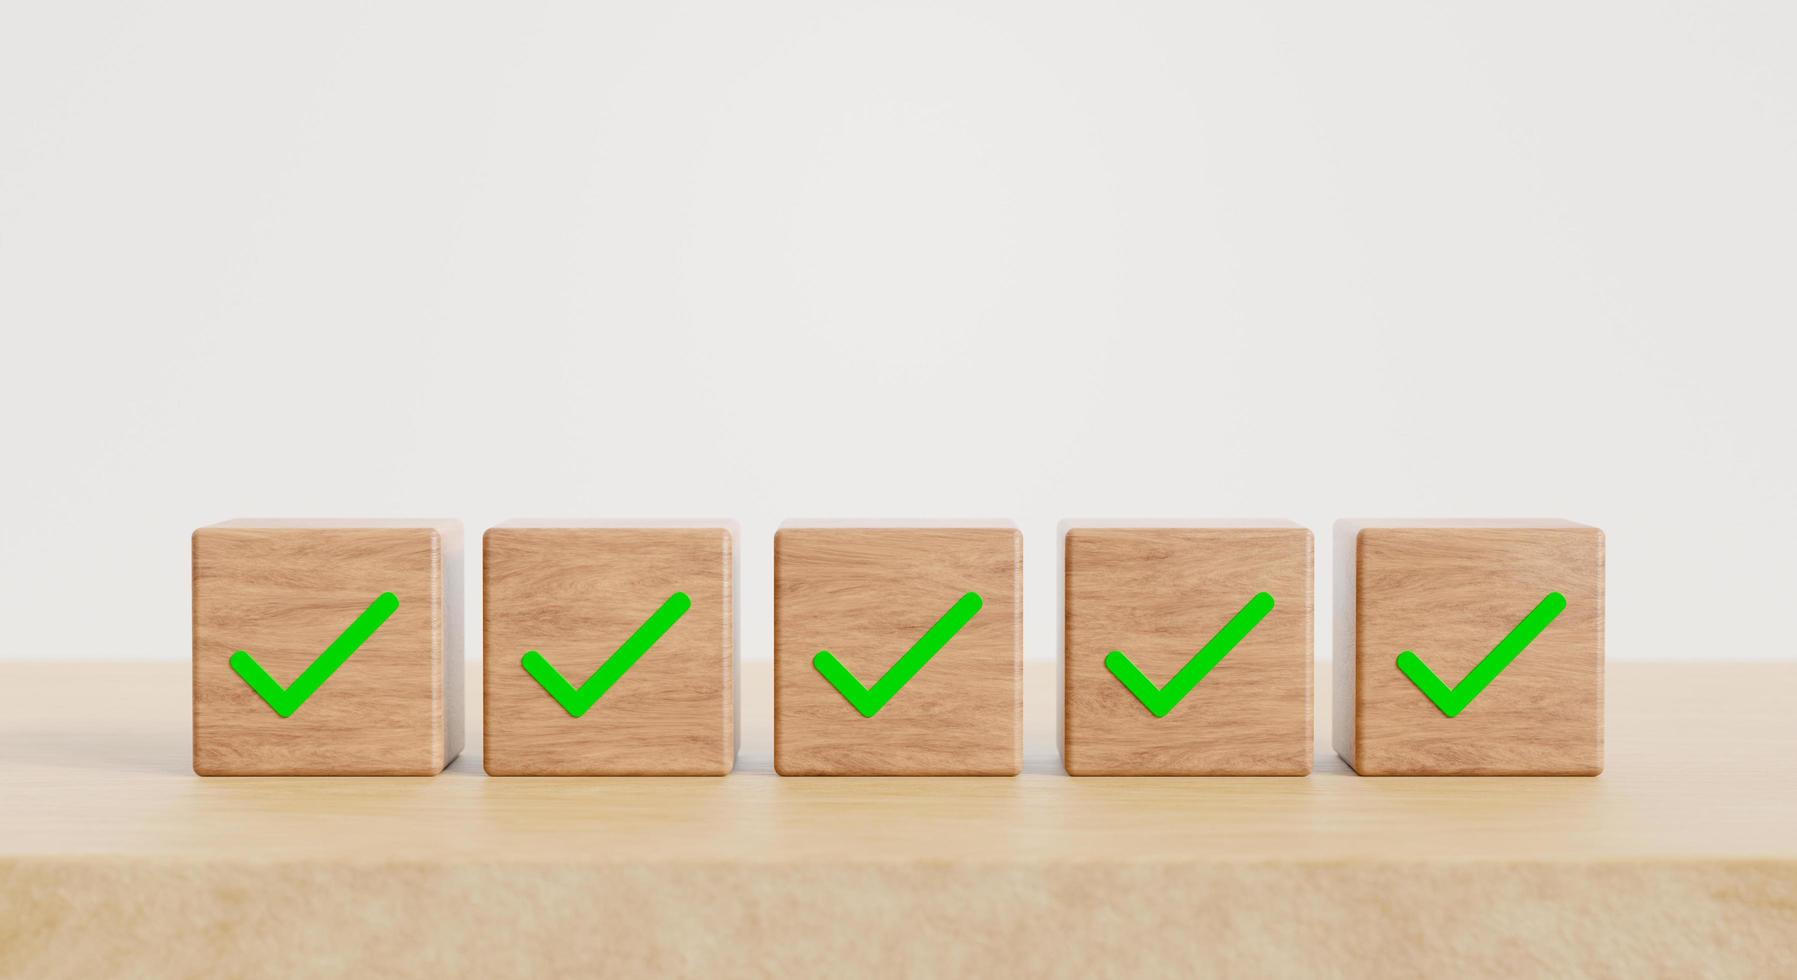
[1062,524,1314,775]
[491,518,740,531]
[483,524,736,776]
[192,520,462,776]
[1344,520,1605,775]
[774,524,1022,775]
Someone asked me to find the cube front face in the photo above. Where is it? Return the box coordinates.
[192,523,459,776]
[483,526,735,776]
[1063,526,1314,775]
[774,526,1022,775]
[1345,524,1605,775]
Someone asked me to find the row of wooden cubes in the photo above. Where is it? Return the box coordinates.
[192,518,1604,777]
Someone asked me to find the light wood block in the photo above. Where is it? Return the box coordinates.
[4,660,1794,978]
[1062,520,1313,775]
[191,519,463,776]
[482,521,737,776]
[774,521,1022,775]
[1335,518,1604,775]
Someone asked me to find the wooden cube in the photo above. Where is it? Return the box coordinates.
[774,522,1021,775]
[1061,520,1314,775]
[1334,519,1605,775]
[191,519,463,776]
[482,521,737,776]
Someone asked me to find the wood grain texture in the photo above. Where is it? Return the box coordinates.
[482,523,736,776]
[774,524,1021,775]
[1062,522,1312,775]
[1335,519,1604,775]
[3,660,1794,978]
[191,519,463,776]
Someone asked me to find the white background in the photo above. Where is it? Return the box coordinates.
[2,2,1792,662]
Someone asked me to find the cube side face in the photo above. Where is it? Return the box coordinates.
[1063,527,1313,775]
[1353,526,1605,775]
[441,525,466,768]
[192,527,447,775]
[774,527,1022,775]
[483,527,735,776]
[1330,522,1360,769]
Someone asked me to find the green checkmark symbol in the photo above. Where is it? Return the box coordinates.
[1104,591,1276,718]
[229,592,400,718]
[1396,591,1567,718]
[813,592,983,718]
[521,591,692,718]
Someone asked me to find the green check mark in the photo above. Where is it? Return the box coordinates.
[1105,592,1276,718]
[813,592,983,718]
[521,592,692,718]
[229,592,399,718]
[1396,591,1566,718]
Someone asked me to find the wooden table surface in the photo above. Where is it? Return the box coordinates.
[3,660,1794,977]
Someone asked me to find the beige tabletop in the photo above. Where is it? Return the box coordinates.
[3,659,1794,977]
